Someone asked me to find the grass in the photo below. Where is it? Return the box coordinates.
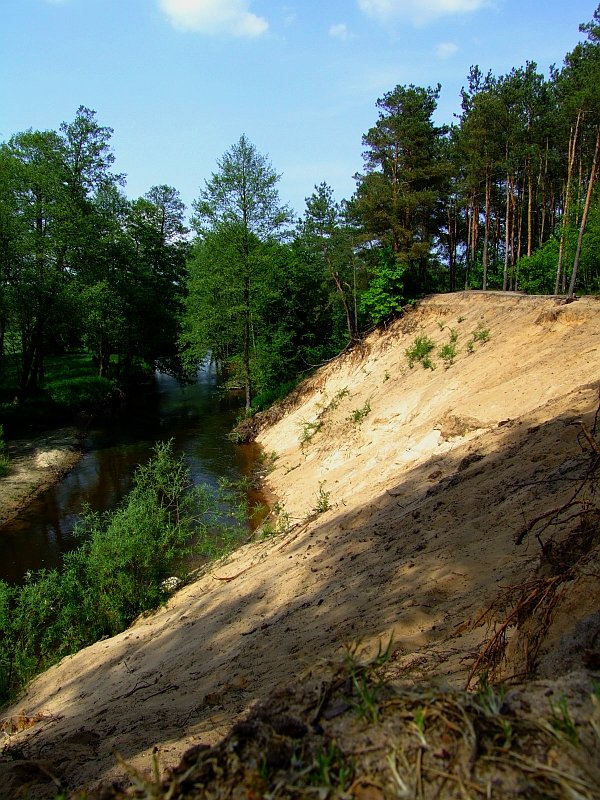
[0,352,117,435]
[100,639,600,800]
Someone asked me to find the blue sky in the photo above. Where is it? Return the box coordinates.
[1,0,595,220]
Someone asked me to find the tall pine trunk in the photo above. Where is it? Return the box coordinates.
[555,113,581,294]
[568,126,600,299]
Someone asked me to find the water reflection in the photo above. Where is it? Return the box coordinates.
[0,365,260,583]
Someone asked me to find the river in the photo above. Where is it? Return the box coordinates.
[0,364,264,584]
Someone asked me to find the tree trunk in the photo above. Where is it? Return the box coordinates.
[556,114,581,294]
[482,175,491,291]
[503,172,511,291]
[568,126,599,299]
[243,274,252,414]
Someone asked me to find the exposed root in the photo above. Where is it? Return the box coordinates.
[469,394,600,689]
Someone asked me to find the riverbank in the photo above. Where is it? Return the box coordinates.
[1,293,599,798]
[0,428,83,528]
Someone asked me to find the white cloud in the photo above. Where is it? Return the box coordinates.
[158,0,269,37]
[357,0,486,25]
[329,23,355,40]
[436,41,459,58]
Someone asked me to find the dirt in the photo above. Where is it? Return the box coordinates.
[0,428,83,528]
[1,292,599,798]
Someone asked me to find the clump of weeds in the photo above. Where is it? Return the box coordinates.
[406,334,436,369]
[348,398,372,426]
[313,481,331,514]
[300,420,321,446]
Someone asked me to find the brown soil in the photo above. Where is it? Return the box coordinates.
[0,428,83,528]
[1,292,599,798]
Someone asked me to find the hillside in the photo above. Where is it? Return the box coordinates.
[1,292,600,798]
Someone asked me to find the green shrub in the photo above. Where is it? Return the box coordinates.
[0,440,246,705]
[300,420,322,445]
[438,342,457,366]
[348,399,372,425]
[472,323,491,343]
[406,335,435,369]
[313,481,331,514]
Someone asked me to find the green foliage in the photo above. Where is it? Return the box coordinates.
[472,322,491,343]
[438,328,459,366]
[0,441,246,705]
[47,375,114,410]
[406,334,436,368]
[313,481,331,514]
[516,237,562,294]
[300,420,321,446]
[310,742,353,792]
[360,249,406,325]
[348,398,372,425]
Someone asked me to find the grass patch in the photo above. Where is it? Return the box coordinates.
[106,640,600,800]
[0,352,117,435]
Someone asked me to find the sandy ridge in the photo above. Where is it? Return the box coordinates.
[1,292,599,797]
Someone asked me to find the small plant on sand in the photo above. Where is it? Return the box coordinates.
[256,450,278,473]
[330,386,350,408]
[344,637,394,723]
[466,321,491,353]
[546,695,579,745]
[406,334,435,369]
[439,341,457,366]
[310,742,353,792]
[472,321,491,343]
[300,420,321,446]
[313,481,331,513]
[260,504,292,538]
[348,398,372,426]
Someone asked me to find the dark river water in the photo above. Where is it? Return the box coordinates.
[0,364,264,584]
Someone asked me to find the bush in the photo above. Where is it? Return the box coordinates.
[0,440,246,705]
[406,335,435,369]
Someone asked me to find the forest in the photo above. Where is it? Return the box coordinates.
[1,6,599,421]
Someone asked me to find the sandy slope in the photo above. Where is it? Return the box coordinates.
[1,292,599,798]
